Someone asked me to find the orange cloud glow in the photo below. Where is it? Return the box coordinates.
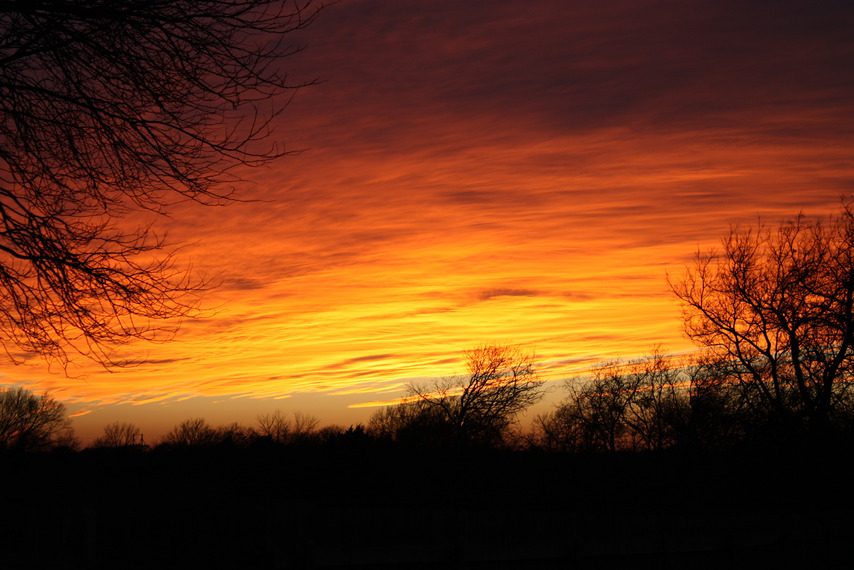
[3,0,853,443]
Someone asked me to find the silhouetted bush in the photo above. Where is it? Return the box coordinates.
[368,400,455,447]
[0,386,77,452]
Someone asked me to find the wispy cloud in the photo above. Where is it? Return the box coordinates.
[6,0,854,444]
[322,353,398,370]
[473,288,546,303]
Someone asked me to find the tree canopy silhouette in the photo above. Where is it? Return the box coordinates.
[670,202,854,434]
[367,399,453,447]
[256,409,319,444]
[0,386,76,451]
[93,420,141,448]
[0,0,321,369]
[536,349,690,453]
[408,344,544,447]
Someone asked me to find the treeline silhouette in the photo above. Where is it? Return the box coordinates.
[535,349,854,454]
[6,205,854,567]
[3,407,853,569]
[3,351,854,568]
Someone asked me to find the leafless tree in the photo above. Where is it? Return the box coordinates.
[291,410,319,442]
[315,423,344,443]
[92,421,139,448]
[160,418,252,447]
[255,409,318,444]
[409,344,545,447]
[678,350,758,448]
[669,202,854,433]
[545,360,640,453]
[257,410,291,443]
[622,348,687,451]
[161,417,218,446]
[0,386,76,451]
[0,1,322,369]
[367,399,452,446]
[535,350,689,453]
[314,423,368,445]
[213,422,251,446]
[367,402,411,440]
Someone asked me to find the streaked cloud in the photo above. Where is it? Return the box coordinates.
[3,0,853,443]
[68,409,92,418]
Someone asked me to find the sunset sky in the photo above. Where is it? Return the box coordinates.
[3,0,853,444]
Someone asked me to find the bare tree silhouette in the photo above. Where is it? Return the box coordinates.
[669,201,854,434]
[0,386,76,451]
[620,348,686,451]
[93,420,139,448]
[0,1,321,369]
[214,422,251,446]
[291,410,319,442]
[408,344,544,447]
[678,350,758,449]
[367,400,453,446]
[161,417,218,447]
[257,410,291,443]
[537,350,688,452]
[160,417,251,447]
[256,409,319,444]
[536,360,636,453]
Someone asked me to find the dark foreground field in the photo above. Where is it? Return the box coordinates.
[3,442,853,569]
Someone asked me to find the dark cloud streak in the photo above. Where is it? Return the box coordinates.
[290,0,854,148]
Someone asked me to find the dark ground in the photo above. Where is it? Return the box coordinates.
[2,441,853,569]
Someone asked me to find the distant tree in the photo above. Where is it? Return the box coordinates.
[0,1,322,369]
[669,202,854,435]
[93,421,140,448]
[0,386,76,451]
[213,422,251,446]
[291,411,319,442]
[161,418,251,447]
[315,424,345,444]
[408,344,545,448]
[535,350,688,453]
[366,402,410,440]
[257,410,291,443]
[621,348,687,451]
[367,400,453,447]
[161,418,217,447]
[533,404,586,453]
[677,351,757,449]
[256,409,319,444]
[540,360,638,453]
[315,424,370,448]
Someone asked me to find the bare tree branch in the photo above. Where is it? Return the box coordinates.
[408,344,545,448]
[668,201,854,432]
[0,385,76,450]
[92,420,140,447]
[0,0,322,370]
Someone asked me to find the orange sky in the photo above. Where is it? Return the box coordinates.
[3,0,854,444]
